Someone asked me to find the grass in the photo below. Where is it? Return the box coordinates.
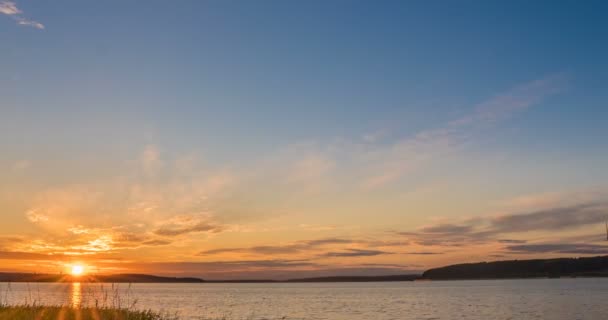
[0,283,179,320]
[0,305,176,320]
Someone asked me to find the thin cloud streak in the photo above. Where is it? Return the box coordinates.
[320,249,392,258]
[492,203,608,233]
[116,260,416,280]
[395,197,608,265]
[198,238,357,256]
[360,74,566,189]
[0,1,44,29]
[403,201,608,247]
[506,243,608,255]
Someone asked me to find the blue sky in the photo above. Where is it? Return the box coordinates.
[3,1,607,156]
[1,1,608,277]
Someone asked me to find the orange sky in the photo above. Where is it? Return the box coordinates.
[2,139,607,279]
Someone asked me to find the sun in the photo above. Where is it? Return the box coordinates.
[71,264,85,276]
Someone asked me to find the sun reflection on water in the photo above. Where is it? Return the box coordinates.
[70,282,82,308]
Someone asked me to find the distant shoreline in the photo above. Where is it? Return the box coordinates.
[421,255,608,280]
[3,255,608,283]
[0,273,204,283]
[2,274,608,284]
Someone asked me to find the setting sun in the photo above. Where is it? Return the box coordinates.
[71,265,84,276]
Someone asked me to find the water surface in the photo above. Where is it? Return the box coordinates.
[2,279,606,319]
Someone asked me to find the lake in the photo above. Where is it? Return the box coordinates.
[2,279,607,319]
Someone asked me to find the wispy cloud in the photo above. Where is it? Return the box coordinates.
[400,198,608,252]
[18,146,238,255]
[154,217,225,237]
[320,249,392,257]
[0,0,19,14]
[360,74,566,189]
[449,74,566,127]
[497,239,527,244]
[198,238,356,256]
[418,223,475,235]
[405,251,444,255]
[197,237,406,261]
[492,202,607,233]
[0,250,62,260]
[118,260,415,280]
[506,243,608,255]
[0,1,44,29]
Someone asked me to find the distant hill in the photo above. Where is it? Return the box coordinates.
[0,273,204,283]
[423,255,608,280]
[286,274,419,282]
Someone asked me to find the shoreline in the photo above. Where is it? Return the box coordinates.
[2,275,608,284]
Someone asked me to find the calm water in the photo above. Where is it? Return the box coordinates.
[1,279,607,319]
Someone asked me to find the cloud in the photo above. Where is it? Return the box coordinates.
[360,74,566,189]
[449,74,566,126]
[405,252,444,255]
[22,227,154,255]
[0,236,24,251]
[497,239,527,244]
[205,259,316,268]
[306,238,354,246]
[0,1,19,14]
[70,235,113,252]
[400,219,491,247]
[321,249,392,257]
[0,1,44,29]
[403,201,608,247]
[15,17,43,29]
[25,209,49,223]
[154,217,225,237]
[395,196,608,261]
[418,223,475,234]
[492,203,607,233]
[142,239,172,246]
[198,238,356,256]
[245,245,308,255]
[133,259,319,277]
[17,146,240,255]
[121,260,416,280]
[199,247,243,255]
[0,251,61,260]
[68,225,90,235]
[506,243,608,255]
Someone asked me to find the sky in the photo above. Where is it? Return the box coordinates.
[1,0,608,280]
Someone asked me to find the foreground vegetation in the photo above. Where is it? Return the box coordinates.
[0,282,179,320]
[0,305,176,320]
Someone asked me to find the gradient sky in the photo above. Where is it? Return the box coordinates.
[1,0,608,280]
